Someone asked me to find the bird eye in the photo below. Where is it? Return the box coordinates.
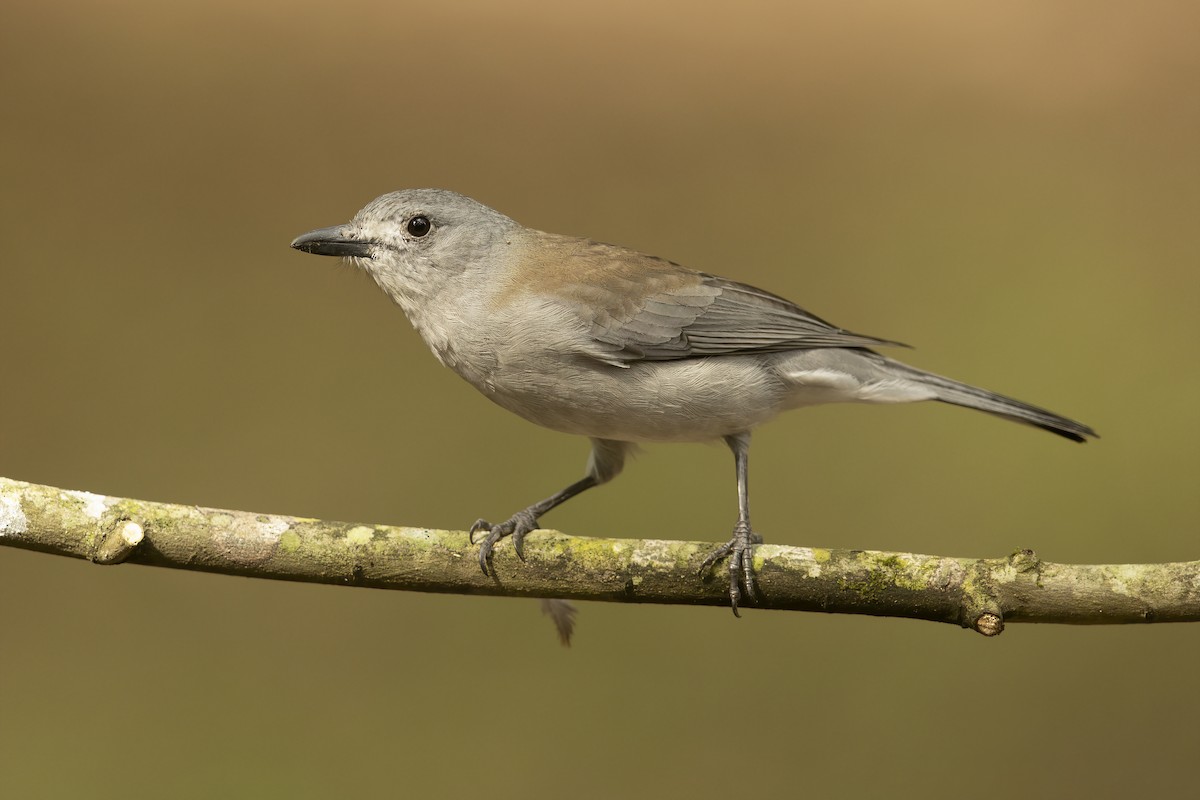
[406,215,431,237]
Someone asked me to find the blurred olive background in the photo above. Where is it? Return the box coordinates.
[2,1,1198,797]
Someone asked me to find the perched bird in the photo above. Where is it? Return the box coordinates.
[292,189,1096,617]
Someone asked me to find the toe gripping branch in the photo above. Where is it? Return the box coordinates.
[469,508,541,577]
[700,520,763,617]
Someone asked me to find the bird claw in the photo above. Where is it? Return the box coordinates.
[699,521,762,616]
[469,510,539,576]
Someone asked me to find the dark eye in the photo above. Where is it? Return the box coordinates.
[407,215,431,237]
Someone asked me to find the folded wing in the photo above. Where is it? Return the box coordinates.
[577,245,903,364]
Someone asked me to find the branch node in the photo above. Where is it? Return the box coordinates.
[93,520,144,565]
[973,612,1005,637]
[960,558,1005,633]
[1009,548,1042,574]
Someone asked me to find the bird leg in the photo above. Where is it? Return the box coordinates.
[470,476,596,576]
[699,433,762,615]
[470,439,629,577]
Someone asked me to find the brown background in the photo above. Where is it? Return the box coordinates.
[2,1,1198,797]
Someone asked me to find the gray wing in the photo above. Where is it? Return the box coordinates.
[589,272,906,365]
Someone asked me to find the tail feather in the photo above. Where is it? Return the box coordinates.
[540,599,577,646]
[883,358,1098,443]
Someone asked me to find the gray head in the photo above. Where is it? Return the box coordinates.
[291,189,521,305]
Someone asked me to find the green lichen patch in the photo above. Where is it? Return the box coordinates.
[279,530,302,552]
[838,552,933,599]
[345,526,376,545]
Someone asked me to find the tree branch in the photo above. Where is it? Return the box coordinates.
[2,476,1197,636]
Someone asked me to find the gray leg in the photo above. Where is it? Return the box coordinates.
[699,432,762,615]
[471,438,629,576]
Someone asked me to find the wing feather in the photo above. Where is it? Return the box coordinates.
[521,233,905,365]
[589,270,904,362]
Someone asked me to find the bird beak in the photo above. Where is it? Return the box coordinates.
[290,225,375,258]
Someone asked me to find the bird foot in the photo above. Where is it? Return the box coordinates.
[469,508,540,576]
[699,520,762,616]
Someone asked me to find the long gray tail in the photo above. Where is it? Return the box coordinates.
[884,358,1098,443]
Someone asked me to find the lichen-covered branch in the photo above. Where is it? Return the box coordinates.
[2,476,1198,635]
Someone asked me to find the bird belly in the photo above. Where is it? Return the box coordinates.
[478,355,791,443]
